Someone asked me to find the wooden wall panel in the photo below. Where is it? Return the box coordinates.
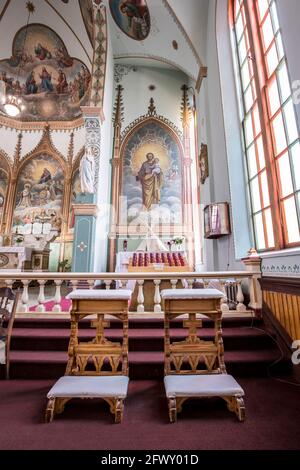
[263,290,300,341]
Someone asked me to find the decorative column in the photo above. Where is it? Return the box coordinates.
[242,248,262,316]
[3,132,22,235]
[71,108,101,272]
[181,85,194,267]
[71,202,98,272]
[71,1,107,272]
[59,132,74,264]
[108,85,124,271]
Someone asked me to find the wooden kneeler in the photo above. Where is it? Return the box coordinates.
[161,289,246,423]
[45,289,132,423]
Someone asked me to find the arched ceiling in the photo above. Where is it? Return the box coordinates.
[0,0,208,125]
[0,0,208,81]
[104,0,208,81]
[0,0,93,68]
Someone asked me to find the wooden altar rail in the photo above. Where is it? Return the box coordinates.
[0,269,262,315]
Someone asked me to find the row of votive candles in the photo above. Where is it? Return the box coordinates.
[132,252,187,267]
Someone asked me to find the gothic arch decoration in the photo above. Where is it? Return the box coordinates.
[68,147,84,231]
[119,114,184,226]
[0,153,11,230]
[19,125,66,167]
[13,127,66,233]
[0,23,91,123]
[109,0,151,41]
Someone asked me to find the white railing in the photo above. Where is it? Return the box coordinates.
[0,269,262,315]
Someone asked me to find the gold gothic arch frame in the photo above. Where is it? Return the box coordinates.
[119,115,185,223]
[0,151,12,233]
[108,112,186,271]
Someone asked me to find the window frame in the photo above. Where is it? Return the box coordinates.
[230,0,300,251]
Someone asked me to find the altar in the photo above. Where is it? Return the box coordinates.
[0,246,32,271]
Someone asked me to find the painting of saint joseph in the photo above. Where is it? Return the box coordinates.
[136,152,163,210]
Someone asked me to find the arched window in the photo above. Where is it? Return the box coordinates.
[231,0,300,250]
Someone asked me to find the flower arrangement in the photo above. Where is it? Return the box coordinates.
[15,234,24,245]
[167,237,184,252]
[58,259,71,272]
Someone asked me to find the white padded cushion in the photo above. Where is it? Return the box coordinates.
[47,376,129,399]
[66,289,132,301]
[161,288,224,300]
[164,374,244,397]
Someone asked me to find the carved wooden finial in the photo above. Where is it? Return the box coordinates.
[112,85,124,128]
[148,97,156,116]
[67,132,74,165]
[180,84,192,127]
[13,132,23,167]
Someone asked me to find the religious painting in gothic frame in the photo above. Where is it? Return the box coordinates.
[79,0,94,46]
[13,154,64,234]
[0,24,91,122]
[121,119,183,226]
[109,0,151,41]
[0,160,9,229]
[69,167,81,232]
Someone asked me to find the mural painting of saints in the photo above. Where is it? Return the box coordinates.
[18,183,32,208]
[25,71,38,94]
[56,69,68,94]
[0,24,92,121]
[35,43,52,61]
[39,168,52,184]
[136,152,164,210]
[39,67,54,92]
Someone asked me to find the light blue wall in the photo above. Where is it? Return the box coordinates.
[215,0,253,259]
[200,0,250,271]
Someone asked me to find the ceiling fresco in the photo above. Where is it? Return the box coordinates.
[0,23,91,122]
[109,0,150,41]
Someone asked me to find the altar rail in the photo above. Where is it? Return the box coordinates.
[0,268,262,315]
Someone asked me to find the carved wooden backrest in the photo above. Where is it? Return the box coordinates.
[0,287,19,379]
[164,311,226,375]
[66,311,129,377]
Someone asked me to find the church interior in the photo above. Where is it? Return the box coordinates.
[0,0,300,453]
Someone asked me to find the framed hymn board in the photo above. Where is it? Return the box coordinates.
[204,203,231,239]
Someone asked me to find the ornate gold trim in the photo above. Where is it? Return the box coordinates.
[0,148,13,166]
[19,125,66,168]
[73,146,85,168]
[81,106,105,123]
[121,112,183,143]
[90,4,108,110]
[0,115,84,131]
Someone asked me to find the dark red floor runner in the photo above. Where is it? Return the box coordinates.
[0,378,300,450]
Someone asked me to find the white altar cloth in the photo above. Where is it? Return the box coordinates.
[0,246,32,271]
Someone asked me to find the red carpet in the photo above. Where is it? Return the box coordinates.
[0,378,300,450]
[29,298,71,312]
[7,317,287,379]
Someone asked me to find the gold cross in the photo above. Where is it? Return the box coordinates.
[183,314,202,343]
[91,316,110,344]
